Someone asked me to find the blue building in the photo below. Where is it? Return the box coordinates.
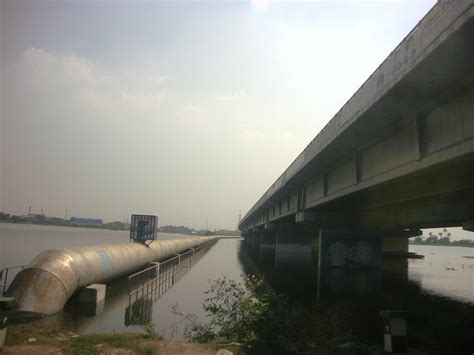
[70,217,103,226]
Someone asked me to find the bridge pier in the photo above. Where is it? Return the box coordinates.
[318,230,383,269]
[272,224,318,298]
[463,221,474,232]
[383,237,408,254]
[275,224,317,263]
[317,230,383,302]
[259,232,276,259]
[242,231,265,262]
[249,232,261,252]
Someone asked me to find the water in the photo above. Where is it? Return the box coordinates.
[1,223,474,350]
[409,245,474,303]
[239,240,474,352]
[0,223,244,340]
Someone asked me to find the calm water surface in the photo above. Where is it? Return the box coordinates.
[0,223,243,339]
[1,223,474,349]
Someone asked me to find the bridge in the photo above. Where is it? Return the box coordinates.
[239,1,474,268]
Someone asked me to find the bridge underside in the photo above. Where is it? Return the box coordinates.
[241,12,474,235]
[298,152,474,231]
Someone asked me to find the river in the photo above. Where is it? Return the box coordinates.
[1,223,474,350]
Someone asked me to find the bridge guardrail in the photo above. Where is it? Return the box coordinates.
[127,239,216,304]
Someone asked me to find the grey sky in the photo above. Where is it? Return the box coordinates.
[1,0,436,229]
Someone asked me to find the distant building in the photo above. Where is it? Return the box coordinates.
[70,217,103,226]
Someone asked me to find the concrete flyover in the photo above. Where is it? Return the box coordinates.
[239,1,474,267]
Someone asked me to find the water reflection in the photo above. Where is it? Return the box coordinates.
[238,236,474,352]
[21,240,218,335]
[125,242,216,326]
[126,297,153,326]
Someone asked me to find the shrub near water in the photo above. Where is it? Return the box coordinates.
[184,275,381,354]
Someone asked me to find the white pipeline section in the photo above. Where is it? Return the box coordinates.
[7,237,216,315]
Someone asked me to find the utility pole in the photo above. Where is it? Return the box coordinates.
[65,209,68,221]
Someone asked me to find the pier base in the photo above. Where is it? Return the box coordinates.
[383,237,409,253]
[319,230,383,269]
[275,224,316,263]
[317,230,383,301]
[259,233,277,267]
[463,221,474,232]
[76,284,106,304]
[72,284,106,317]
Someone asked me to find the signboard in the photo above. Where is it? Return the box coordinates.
[130,214,158,243]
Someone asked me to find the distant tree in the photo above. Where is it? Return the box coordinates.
[438,236,450,245]
[426,235,439,244]
[413,236,423,243]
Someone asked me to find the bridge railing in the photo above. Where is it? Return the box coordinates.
[127,239,216,306]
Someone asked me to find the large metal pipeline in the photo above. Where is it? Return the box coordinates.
[6,237,216,316]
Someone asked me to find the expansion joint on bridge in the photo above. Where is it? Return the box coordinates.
[353,151,360,185]
[413,114,422,161]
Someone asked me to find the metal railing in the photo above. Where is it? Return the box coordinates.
[0,265,25,296]
[125,239,217,325]
[128,239,216,300]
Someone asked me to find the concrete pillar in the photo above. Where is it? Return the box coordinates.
[275,224,315,263]
[273,224,319,299]
[251,232,276,278]
[382,258,409,310]
[259,233,276,261]
[246,233,261,262]
[318,230,383,269]
[73,284,106,316]
[251,233,261,251]
[463,221,474,232]
[383,237,409,253]
[317,230,383,301]
[76,284,106,304]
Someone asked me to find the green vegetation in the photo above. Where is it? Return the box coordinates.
[0,212,130,231]
[411,230,474,248]
[5,323,161,354]
[180,275,382,354]
[158,225,240,236]
[0,213,240,235]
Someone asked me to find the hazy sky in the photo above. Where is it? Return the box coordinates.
[1,0,436,229]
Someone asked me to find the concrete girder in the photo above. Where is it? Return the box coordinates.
[240,6,474,232]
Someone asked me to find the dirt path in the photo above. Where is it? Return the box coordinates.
[3,341,233,354]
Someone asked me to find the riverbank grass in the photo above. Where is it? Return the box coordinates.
[6,323,160,354]
[5,323,241,354]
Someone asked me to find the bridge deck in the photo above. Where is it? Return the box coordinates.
[240,1,474,232]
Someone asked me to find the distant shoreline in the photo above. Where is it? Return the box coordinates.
[410,241,474,248]
[0,219,129,231]
[0,220,241,237]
